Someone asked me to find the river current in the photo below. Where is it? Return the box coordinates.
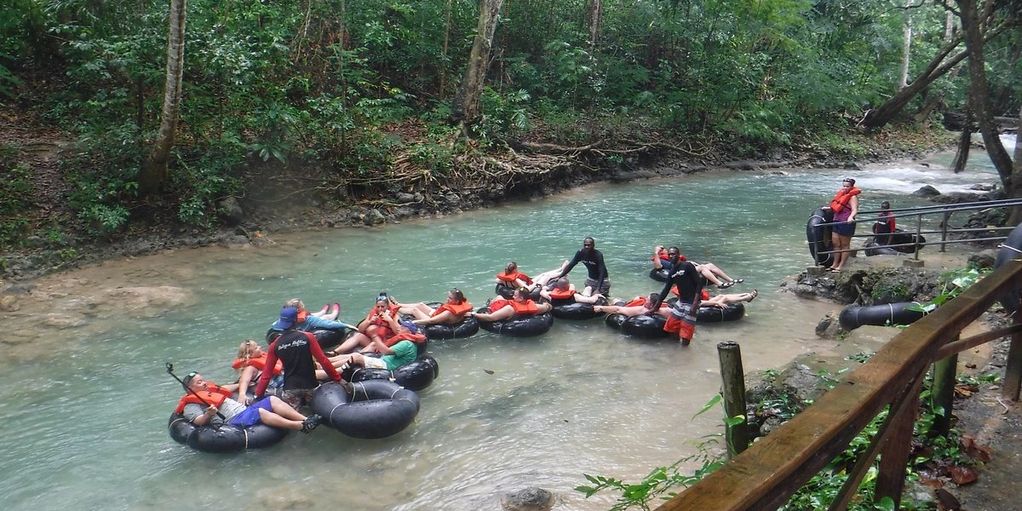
[0,141,1008,511]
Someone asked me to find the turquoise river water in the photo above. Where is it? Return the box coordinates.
[0,141,1008,511]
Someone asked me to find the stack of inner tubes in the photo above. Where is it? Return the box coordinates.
[806,206,835,267]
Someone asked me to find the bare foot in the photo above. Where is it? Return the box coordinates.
[748,289,758,302]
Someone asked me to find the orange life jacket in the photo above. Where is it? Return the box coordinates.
[433,300,473,318]
[670,286,708,300]
[548,287,575,300]
[625,296,648,307]
[830,187,861,213]
[174,383,232,414]
[509,299,540,315]
[231,354,283,375]
[496,271,533,285]
[384,330,428,347]
[489,298,509,312]
[653,248,686,262]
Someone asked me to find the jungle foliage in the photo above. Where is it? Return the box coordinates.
[0,0,1019,237]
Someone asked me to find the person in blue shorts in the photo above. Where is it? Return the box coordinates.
[177,372,321,433]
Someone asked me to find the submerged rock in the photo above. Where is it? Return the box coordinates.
[501,487,556,511]
[913,185,941,197]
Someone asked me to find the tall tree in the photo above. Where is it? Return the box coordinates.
[452,0,504,126]
[140,0,187,194]
[585,0,603,51]
[898,0,913,90]
[955,0,1014,185]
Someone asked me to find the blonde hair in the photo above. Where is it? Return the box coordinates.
[236,339,258,360]
[285,298,305,310]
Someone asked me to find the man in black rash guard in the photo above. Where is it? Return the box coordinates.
[648,247,704,346]
[555,237,610,296]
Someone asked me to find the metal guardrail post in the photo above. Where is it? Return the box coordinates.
[914,215,922,261]
[941,210,950,252]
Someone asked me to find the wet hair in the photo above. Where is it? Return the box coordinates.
[842,178,856,186]
[182,371,199,390]
[583,237,595,248]
[514,287,530,299]
[880,200,890,209]
[449,288,466,303]
[554,278,570,290]
[285,298,305,310]
[505,261,518,274]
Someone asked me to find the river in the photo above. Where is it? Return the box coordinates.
[0,142,1007,511]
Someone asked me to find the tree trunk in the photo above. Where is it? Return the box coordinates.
[585,0,603,51]
[452,0,504,125]
[898,0,913,90]
[862,19,1007,131]
[140,0,187,195]
[439,0,453,96]
[952,108,971,173]
[956,0,1014,185]
[1010,106,1022,225]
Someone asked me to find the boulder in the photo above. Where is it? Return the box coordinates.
[913,185,941,197]
[501,487,556,511]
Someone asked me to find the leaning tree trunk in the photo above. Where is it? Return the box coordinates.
[585,0,603,51]
[140,0,187,194]
[956,0,1014,186]
[451,0,504,126]
[862,19,1008,131]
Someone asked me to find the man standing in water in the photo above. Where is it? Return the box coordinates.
[648,247,704,346]
[255,306,344,409]
[554,237,610,296]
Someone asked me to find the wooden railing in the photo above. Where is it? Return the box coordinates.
[656,258,1022,511]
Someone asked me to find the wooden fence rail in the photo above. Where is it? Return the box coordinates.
[656,259,1022,511]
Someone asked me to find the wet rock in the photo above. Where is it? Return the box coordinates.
[501,487,556,511]
[0,294,19,312]
[815,312,843,339]
[914,185,941,197]
[364,209,386,225]
[444,192,461,205]
[969,250,997,269]
[42,314,87,329]
[218,197,245,226]
[932,191,992,204]
[395,192,417,202]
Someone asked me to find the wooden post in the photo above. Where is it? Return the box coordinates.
[875,384,919,507]
[717,341,749,456]
[931,349,958,437]
[1004,295,1022,401]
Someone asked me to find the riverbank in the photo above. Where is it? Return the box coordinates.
[0,121,957,284]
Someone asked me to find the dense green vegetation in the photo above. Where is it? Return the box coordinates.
[0,0,1018,243]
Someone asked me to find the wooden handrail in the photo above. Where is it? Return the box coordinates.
[656,259,1022,511]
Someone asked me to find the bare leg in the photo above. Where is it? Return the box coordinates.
[257,408,304,430]
[534,260,571,287]
[573,293,603,304]
[699,263,735,283]
[413,310,457,326]
[333,331,373,354]
[593,304,647,316]
[396,302,434,320]
[267,396,307,421]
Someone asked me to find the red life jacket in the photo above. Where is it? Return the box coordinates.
[433,300,473,318]
[231,354,283,375]
[174,383,232,414]
[509,299,540,315]
[830,187,861,213]
[671,286,709,300]
[548,287,575,300]
[496,271,533,285]
[384,330,428,347]
[653,248,686,262]
[881,212,896,232]
[625,296,648,307]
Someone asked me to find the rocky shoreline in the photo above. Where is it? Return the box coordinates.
[1,129,963,284]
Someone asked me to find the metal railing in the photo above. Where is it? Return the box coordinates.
[817,198,1022,260]
[656,258,1022,510]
